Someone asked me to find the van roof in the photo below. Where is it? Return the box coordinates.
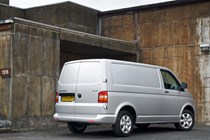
[64,59,170,71]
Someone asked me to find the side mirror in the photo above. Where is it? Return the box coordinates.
[181,82,187,89]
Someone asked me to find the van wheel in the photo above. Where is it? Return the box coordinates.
[112,110,134,137]
[174,109,194,131]
[67,122,87,134]
[135,123,150,129]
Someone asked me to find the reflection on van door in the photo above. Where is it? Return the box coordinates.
[161,70,183,121]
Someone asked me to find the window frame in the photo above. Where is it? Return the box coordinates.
[160,69,182,91]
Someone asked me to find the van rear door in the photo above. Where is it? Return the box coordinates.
[75,61,107,115]
[57,62,80,115]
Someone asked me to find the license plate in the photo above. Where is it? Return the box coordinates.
[61,96,74,102]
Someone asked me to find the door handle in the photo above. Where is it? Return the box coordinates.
[165,90,169,94]
[78,93,82,98]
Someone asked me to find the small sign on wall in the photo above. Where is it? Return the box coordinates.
[0,68,11,78]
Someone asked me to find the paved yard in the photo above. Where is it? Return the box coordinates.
[0,124,209,140]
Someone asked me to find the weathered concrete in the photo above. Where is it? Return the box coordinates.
[11,20,60,131]
[100,1,210,125]
[196,17,210,125]
[0,28,12,130]
[101,14,135,41]
[1,0,210,131]
[25,2,98,34]
[0,17,136,131]
[0,0,9,5]
[0,4,24,20]
[1,1,98,35]
[60,28,136,55]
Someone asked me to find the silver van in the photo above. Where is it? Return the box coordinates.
[53,59,195,137]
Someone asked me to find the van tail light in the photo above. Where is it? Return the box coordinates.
[98,91,108,103]
[56,92,59,103]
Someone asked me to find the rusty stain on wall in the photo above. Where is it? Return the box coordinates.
[101,14,135,41]
[100,2,210,124]
[0,33,12,129]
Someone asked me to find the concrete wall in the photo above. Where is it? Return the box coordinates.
[1,1,98,34]
[25,2,98,34]
[0,29,12,129]
[101,14,135,41]
[0,4,24,20]
[11,23,60,130]
[0,0,9,5]
[1,0,210,130]
[100,1,210,124]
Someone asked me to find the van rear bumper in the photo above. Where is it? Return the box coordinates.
[53,113,116,124]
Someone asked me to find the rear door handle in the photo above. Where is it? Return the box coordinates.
[78,93,82,98]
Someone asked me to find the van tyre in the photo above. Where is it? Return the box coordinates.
[67,122,87,134]
[112,111,134,137]
[174,109,194,131]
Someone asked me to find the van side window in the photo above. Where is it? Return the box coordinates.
[112,63,160,88]
[161,70,181,91]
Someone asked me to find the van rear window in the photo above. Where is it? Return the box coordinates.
[77,62,101,84]
[59,62,101,85]
[111,63,160,88]
[59,63,80,84]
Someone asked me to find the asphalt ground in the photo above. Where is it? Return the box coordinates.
[0,124,210,140]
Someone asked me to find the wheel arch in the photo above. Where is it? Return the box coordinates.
[115,103,137,124]
[180,103,195,116]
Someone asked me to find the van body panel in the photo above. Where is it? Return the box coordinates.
[54,59,195,127]
[163,90,183,115]
[108,90,163,122]
[180,101,196,115]
[55,103,75,115]
[159,68,195,122]
[54,113,116,124]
